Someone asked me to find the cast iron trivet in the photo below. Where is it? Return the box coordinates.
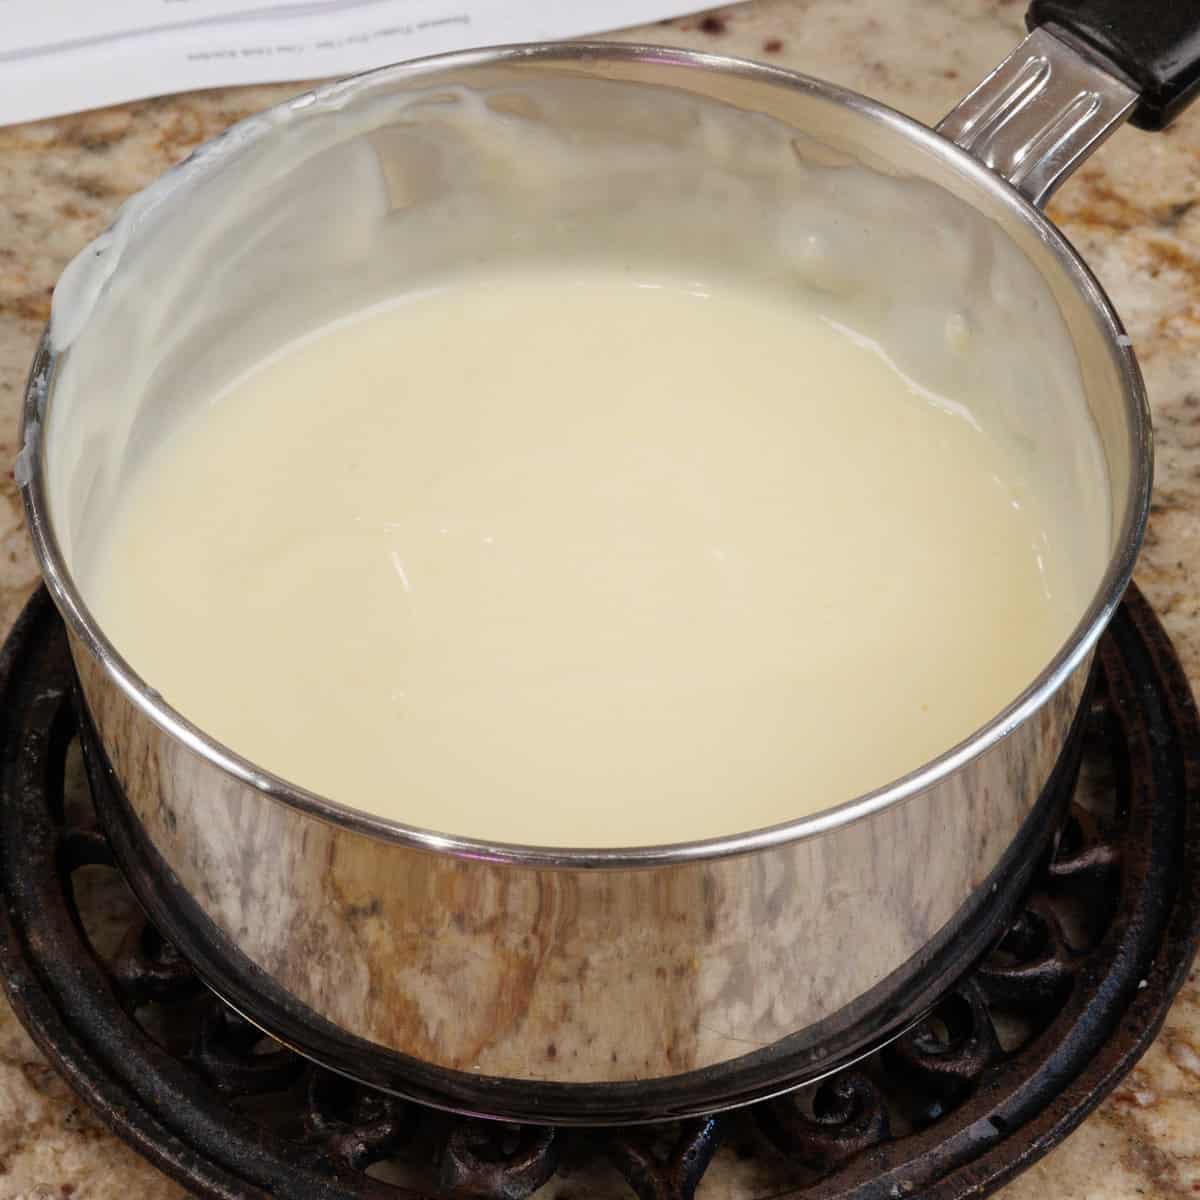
[0,585,1197,1200]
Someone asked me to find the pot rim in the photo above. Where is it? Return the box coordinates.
[19,40,1153,868]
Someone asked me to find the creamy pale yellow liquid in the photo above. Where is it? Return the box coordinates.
[88,267,1082,846]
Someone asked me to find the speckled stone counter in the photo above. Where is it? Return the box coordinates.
[1,2,1198,1196]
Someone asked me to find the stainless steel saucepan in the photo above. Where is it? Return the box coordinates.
[19,1,1200,1123]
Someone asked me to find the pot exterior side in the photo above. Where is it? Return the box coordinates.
[73,633,1091,1122]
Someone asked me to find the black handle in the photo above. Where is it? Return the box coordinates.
[1028,0,1200,129]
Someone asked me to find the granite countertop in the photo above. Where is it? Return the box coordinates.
[2,1,1199,1196]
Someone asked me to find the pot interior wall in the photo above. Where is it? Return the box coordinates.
[43,55,1117,615]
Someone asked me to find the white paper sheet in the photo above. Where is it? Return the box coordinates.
[0,0,718,126]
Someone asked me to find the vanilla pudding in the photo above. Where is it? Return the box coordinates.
[83,263,1086,846]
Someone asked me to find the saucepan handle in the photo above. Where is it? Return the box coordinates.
[937,2,1200,207]
[1028,0,1200,130]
